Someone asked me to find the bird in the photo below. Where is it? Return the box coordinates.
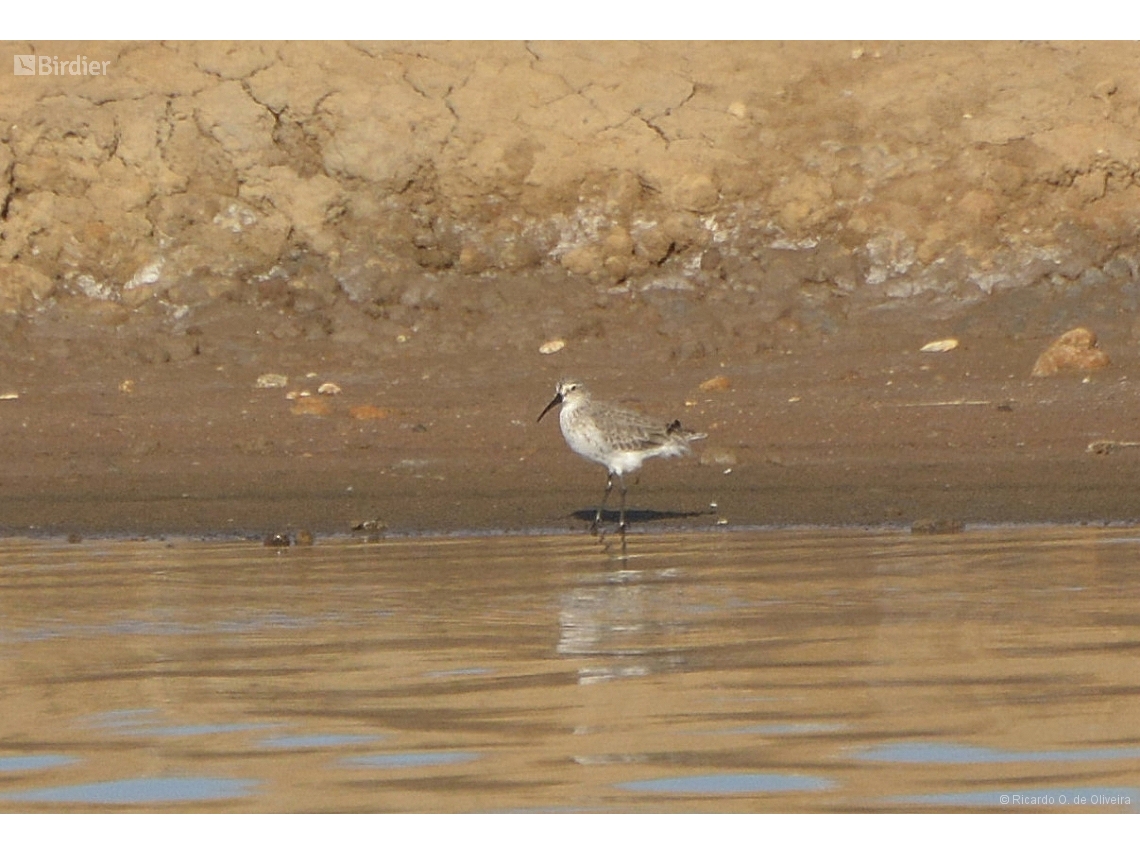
[537,379,706,535]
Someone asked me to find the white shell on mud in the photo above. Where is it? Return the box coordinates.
[920,338,959,353]
[539,339,566,355]
[255,373,289,389]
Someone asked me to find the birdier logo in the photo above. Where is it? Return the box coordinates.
[13,54,110,76]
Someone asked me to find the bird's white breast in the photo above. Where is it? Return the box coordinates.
[559,404,608,466]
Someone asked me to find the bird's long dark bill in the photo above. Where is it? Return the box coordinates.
[537,393,562,422]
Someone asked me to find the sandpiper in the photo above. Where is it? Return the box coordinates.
[537,379,706,534]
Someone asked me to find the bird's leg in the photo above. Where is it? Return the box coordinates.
[618,474,628,534]
[591,472,614,536]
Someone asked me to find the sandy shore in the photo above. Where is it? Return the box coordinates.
[1,277,1138,539]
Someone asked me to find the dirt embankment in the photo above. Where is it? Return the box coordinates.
[2,41,1140,537]
[4,42,1140,315]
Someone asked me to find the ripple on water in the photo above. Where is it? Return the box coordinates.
[259,734,380,750]
[343,751,481,769]
[83,710,276,739]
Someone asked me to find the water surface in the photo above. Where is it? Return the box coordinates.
[1,527,1138,812]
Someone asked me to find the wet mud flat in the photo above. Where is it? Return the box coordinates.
[1,277,1140,539]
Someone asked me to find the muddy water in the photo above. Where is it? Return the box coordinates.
[1,527,1139,813]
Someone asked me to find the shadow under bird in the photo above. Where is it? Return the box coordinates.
[537,379,707,534]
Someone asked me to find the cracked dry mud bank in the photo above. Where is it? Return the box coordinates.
[2,41,1140,537]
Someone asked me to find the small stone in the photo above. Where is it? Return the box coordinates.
[1031,327,1110,377]
[539,339,566,355]
[699,375,732,392]
[318,382,342,395]
[263,533,290,547]
[119,380,135,394]
[255,373,289,389]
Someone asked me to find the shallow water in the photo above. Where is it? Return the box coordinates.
[1,527,1139,813]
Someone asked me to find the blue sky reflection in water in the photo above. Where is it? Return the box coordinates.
[857,742,1140,765]
[617,773,835,795]
[0,777,258,805]
[0,755,77,774]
